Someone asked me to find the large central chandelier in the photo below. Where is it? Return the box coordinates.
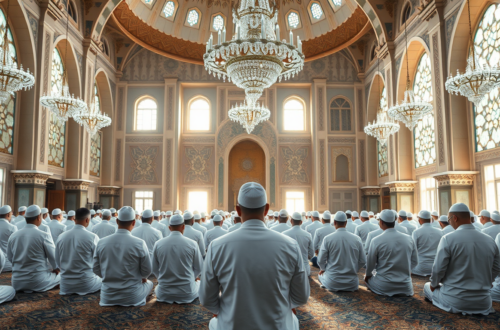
[445,0,500,106]
[203,0,305,107]
[228,100,271,134]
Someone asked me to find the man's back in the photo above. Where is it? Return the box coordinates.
[354,221,378,245]
[283,226,314,276]
[271,223,290,233]
[91,221,116,239]
[204,226,228,248]
[364,228,383,254]
[400,220,417,235]
[412,223,443,276]
[305,220,322,237]
[482,224,500,240]
[152,220,170,237]
[228,223,241,232]
[346,220,358,233]
[184,225,206,257]
[200,220,309,330]
[48,220,66,243]
[193,222,207,236]
[131,223,163,258]
[0,219,17,271]
[313,224,335,251]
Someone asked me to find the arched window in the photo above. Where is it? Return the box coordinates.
[189,98,210,131]
[135,97,157,131]
[142,0,156,8]
[0,8,16,155]
[287,11,300,29]
[163,1,175,17]
[68,1,77,22]
[378,87,388,177]
[283,98,305,131]
[48,48,66,167]
[186,8,200,27]
[335,154,349,181]
[90,85,102,177]
[401,2,411,25]
[212,14,224,31]
[309,2,324,21]
[474,4,500,152]
[413,53,435,168]
[330,97,352,132]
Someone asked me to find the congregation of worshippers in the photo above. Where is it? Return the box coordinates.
[0,181,500,328]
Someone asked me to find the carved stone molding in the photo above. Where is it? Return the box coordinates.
[360,186,381,196]
[279,137,312,144]
[418,0,443,22]
[125,136,163,143]
[328,137,356,144]
[98,186,121,196]
[182,137,216,144]
[385,181,418,193]
[475,149,500,162]
[0,154,14,165]
[11,171,52,185]
[62,180,92,191]
[415,164,437,176]
[432,171,479,187]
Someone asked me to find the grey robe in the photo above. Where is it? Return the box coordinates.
[411,223,443,276]
[0,219,17,272]
[131,223,163,260]
[0,252,15,304]
[91,220,117,239]
[283,226,314,276]
[47,220,66,244]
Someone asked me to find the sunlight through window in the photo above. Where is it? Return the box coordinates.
[284,98,305,131]
[189,98,210,131]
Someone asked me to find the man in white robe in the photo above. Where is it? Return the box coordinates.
[193,213,208,237]
[271,209,291,233]
[204,215,228,249]
[91,209,116,239]
[354,211,378,248]
[7,205,60,292]
[93,206,153,307]
[11,206,25,225]
[482,212,500,240]
[160,211,172,226]
[305,211,322,268]
[153,214,203,303]
[13,206,27,229]
[182,212,206,257]
[133,210,142,229]
[200,182,309,330]
[352,211,362,226]
[65,211,76,230]
[470,211,483,231]
[431,211,442,229]
[55,208,101,295]
[365,209,418,296]
[300,211,312,230]
[398,210,417,235]
[0,205,17,272]
[203,211,216,230]
[0,252,15,304]
[108,208,118,227]
[47,208,66,244]
[480,210,493,229]
[345,212,359,234]
[424,203,500,315]
[283,212,314,277]
[364,227,383,254]
[151,211,169,238]
[228,215,242,233]
[411,210,443,276]
[41,208,50,225]
[391,210,408,234]
[312,212,335,255]
[438,215,455,235]
[318,211,365,291]
[131,209,162,261]
[408,212,420,228]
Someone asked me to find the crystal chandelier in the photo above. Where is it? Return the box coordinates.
[39,10,86,121]
[445,0,500,106]
[228,101,271,134]
[388,20,433,130]
[0,0,34,103]
[203,0,305,105]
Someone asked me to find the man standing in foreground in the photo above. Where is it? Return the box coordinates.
[200,182,309,330]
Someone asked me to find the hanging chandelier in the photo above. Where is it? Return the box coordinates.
[388,20,433,130]
[39,10,86,121]
[0,0,34,104]
[228,100,270,134]
[445,0,500,106]
[203,0,305,106]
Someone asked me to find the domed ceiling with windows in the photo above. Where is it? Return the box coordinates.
[111,0,371,64]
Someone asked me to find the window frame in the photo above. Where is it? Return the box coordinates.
[286,9,302,30]
[282,96,306,132]
[187,190,209,214]
[327,0,343,12]
[210,12,226,32]
[67,1,78,23]
[141,0,157,9]
[328,96,354,133]
[134,96,158,132]
[419,177,437,212]
[133,191,154,213]
[282,189,308,213]
[185,7,202,29]
[307,1,325,24]
[187,96,211,132]
[160,0,179,21]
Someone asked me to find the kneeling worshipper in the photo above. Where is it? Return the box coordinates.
[354,211,378,248]
[312,212,335,255]
[482,212,500,240]
[7,205,60,293]
[48,208,66,243]
[93,206,153,307]
[204,215,228,248]
[182,212,206,257]
[0,205,17,272]
[364,224,383,254]
[37,209,53,239]
[365,209,418,297]
[283,212,314,277]
[55,208,102,295]
[492,235,500,302]
[271,209,291,233]
[0,252,15,304]
[424,203,500,315]
[200,182,309,330]
[91,210,116,239]
[411,210,443,276]
[152,214,203,303]
[228,215,242,232]
[131,209,163,260]
[318,211,366,292]
[439,215,455,235]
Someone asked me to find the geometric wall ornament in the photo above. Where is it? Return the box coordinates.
[11,170,52,185]
[185,146,212,184]
[432,171,479,188]
[385,181,418,193]
[281,146,308,184]
[97,186,121,195]
[360,186,381,196]
[129,145,160,184]
[62,179,92,191]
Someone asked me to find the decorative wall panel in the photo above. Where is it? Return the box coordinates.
[359,140,365,182]
[431,33,445,165]
[279,146,311,185]
[115,139,122,181]
[126,145,161,185]
[319,139,326,205]
[48,114,65,168]
[90,132,102,177]
[165,139,172,204]
[182,146,214,185]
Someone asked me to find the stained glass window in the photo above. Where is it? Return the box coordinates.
[90,132,101,177]
[378,87,388,177]
[288,12,299,29]
[311,3,323,20]
[413,53,435,168]
[474,4,500,152]
[94,83,100,112]
[187,9,199,26]
[163,1,175,17]
[51,49,64,94]
[0,8,16,155]
[48,48,66,167]
[213,15,224,31]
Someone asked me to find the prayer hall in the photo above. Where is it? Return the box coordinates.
[1,0,500,328]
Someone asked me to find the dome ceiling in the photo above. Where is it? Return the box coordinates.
[111,0,371,64]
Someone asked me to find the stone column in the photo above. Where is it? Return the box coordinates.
[385,181,417,213]
[360,186,381,213]
[98,186,121,210]
[11,170,52,209]
[432,172,479,214]
[62,179,92,211]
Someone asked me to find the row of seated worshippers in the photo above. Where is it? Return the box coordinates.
[0,183,500,328]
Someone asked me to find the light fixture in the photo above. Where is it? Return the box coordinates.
[388,20,433,130]
[228,100,270,134]
[0,0,34,103]
[445,0,500,106]
[40,9,86,121]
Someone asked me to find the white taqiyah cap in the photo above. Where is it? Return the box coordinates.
[291,212,302,221]
[449,203,470,213]
[399,210,407,217]
[41,208,48,214]
[469,211,475,217]
[345,210,352,215]
[90,209,96,215]
[418,210,431,219]
[25,205,41,218]
[118,206,135,221]
[0,205,11,214]
[492,213,500,222]
[183,212,194,220]
[312,211,320,218]
[334,211,347,222]
[52,208,62,216]
[110,208,117,213]
[407,212,413,218]
[142,209,153,218]
[62,211,66,214]
[439,215,448,222]
[194,213,201,220]
[431,211,439,217]
[167,211,172,216]
[360,211,369,218]
[153,211,161,217]
[211,210,217,216]
[368,211,374,216]
[306,211,311,216]
[493,210,500,215]
[279,209,288,217]
[237,182,267,208]
[480,210,491,218]
[352,211,359,218]
[97,209,102,214]
[18,206,27,212]
[274,211,279,217]
[161,211,165,216]
[200,212,206,217]
[134,210,139,215]
[169,214,184,225]
[267,210,273,216]
[301,211,306,216]
[102,210,111,217]
[174,210,180,215]
[213,214,223,222]
[323,212,331,220]
[68,210,75,217]
[380,209,396,222]
[219,211,225,216]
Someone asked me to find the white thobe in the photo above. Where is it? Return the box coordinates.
[14,216,26,230]
[491,235,500,302]
[203,220,215,230]
[271,223,290,233]
[91,221,117,239]
[472,221,484,231]
[369,218,379,226]
[354,219,362,226]
[7,224,60,292]
[160,218,170,227]
[93,229,153,306]
[55,225,102,295]
[305,220,322,238]
[442,225,455,235]
[346,219,358,234]
[204,226,228,248]
[399,220,417,236]
[131,223,163,260]
[431,220,441,229]
[228,222,241,233]
[283,226,314,276]
[482,224,500,240]
[184,225,206,257]
[410,219,420,228]
[152,220,170,238]
[0,252,15,304]
[200,220,309,330]
[65,220,75,231]
[300,219,311,230]
[318,228,366,291]
[133,219,142,229]
[364,228,383,254]
[109,217,117,227]
[0,219,17,272]
[365,228,418,296]
[483,222,493,229]
[38,223,53,241]
[193,222,207,237]
[312,224,335,251]
[427,224,500,315]
[354,221,378,247]
[411,223,443,276]
[48,220,66,244]
[395,224,408,234]
[152,231,203,303]
[91,217,101,226]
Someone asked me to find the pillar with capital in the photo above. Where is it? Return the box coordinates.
[61,180,93,211]
[360,186,381,213]
[385,181,417,213]
[98,186,121,210]
[432,172,479,214]
[11,171,52,210]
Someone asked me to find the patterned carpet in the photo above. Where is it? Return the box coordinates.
[1,268,500,329]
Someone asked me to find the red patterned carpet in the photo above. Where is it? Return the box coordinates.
[1,268,500,329]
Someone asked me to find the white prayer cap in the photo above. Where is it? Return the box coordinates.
[219,211,225,216]
[360,211,369,218]
[41,208,49,214]
[161,211,165,216]
[176,210,182,214]
[418,210,431,219]
[0,205,11,214]
[368,211,374,216]
[492,213,500,222]
[68,210,75,217]
[493,210,500,215]
[118,206,135,221]
[174,210,181,215]
[18,206,27,212]
[200,212,206,217]
[25,205,41,218]
[439,215,448,222]
[352,211,359,218]
[306,211,311,216]
[312,211,320,218]
[480,210,491,217]
[142,209,153,218]
[407,212,413,218]
[102,210,111,217]
[291,212,302,221]
[52,208,62,216]
[184,210,189,214]
[62,211,66,214]
[194,213,201,220]
[334,211,347,222]
[274,211,279,217]
[399,210,407,217]
[213,215,223,222]
[110,208,117,213]
[431,211,439,217]
[345,210,352,215]
[323,212,331,220]
[90,209,96,215]
[469,211,475,217]
[380,209,395,222]
[63,214,67,219]
[97,209,102,214]
[279,209,288,217]
[210,210,217,216]
[238,182,267,208]
[169,214,184,225]
[166,211,172,216]
[153,211,160,217]
[183,212,194,220]
[449,203,470,213]
[301,211,306,216]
